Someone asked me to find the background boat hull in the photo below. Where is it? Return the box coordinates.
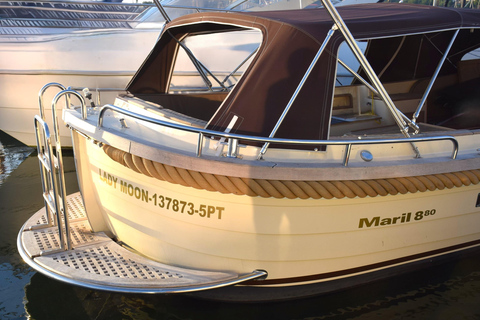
[0,29,159,146]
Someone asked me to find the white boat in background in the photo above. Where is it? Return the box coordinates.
[19,1,480,302]
[0,0,320,147]
[0,0,163,146]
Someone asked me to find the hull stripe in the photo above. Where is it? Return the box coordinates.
[250,239,480,285]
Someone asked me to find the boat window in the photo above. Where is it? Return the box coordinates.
[168,29,262,93]
[335,41,366,87]
[329,40,384,137]
[461,47,480,61]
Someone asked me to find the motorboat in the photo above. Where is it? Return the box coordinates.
[18,2,480,301]
[0,0,164,146]
[1,0,318,147]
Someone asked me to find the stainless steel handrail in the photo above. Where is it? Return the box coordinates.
[33,115,71,253]
[33,116,56,231]
[96,104,459,166]
[50,90,86,251]
[38,82,67,121]
[34,86,88,253]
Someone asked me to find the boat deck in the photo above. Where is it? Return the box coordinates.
[18,192,266,294]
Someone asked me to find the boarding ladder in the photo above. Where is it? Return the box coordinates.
[33,83,86,253]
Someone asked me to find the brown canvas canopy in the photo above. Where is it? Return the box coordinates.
[127,3,480,141]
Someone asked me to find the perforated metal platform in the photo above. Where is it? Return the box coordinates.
[18,192,266,293]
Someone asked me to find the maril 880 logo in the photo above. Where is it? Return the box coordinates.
[358,209,436,229]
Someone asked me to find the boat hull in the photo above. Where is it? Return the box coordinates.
[192,242,480,301]
[0,72,132,146]
[0,29,159,146]
[72,130,480,292]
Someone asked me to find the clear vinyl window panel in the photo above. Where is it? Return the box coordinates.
[169,29,262,92]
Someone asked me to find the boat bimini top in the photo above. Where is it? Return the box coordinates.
[127,3,480,145]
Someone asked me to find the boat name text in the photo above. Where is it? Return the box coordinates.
[98,169,225,219]
[358,210,436,228]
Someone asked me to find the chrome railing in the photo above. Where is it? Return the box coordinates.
[96,103,459,167]
[34,84,87,253]
[33,114,73,253]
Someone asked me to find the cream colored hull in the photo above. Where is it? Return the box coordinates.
[72,130,480,286]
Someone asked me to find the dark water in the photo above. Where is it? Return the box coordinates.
[1,131,480,320]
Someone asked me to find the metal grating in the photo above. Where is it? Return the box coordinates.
[31,211,49,227]
[66,193,87,220]
[69,222,97,245]
[52,244,183,280]
[28,192,87,228]
[20,191,263,293]
[33,227,60,252]
[23,219,99,256]
[21,193,101,257]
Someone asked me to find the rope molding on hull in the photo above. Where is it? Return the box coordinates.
[103,145,480,199]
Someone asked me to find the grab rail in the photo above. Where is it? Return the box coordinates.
[38,82,67,121]
[96,104,459,166]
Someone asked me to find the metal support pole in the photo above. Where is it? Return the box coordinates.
[320,0,421,158]
[257,25,338,160]
[320,0,408,135]
[196,133,204,157]
[50,90,86,250]
[338,59,378,95]
[152,0,171,23]
[413,29,459,124]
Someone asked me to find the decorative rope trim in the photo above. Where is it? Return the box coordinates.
[103,145,480,199]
